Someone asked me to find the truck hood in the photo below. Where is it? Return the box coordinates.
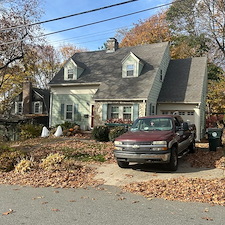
[115,130,174,142]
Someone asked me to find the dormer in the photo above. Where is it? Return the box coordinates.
[64,58,84,80]
[122,52,144,78]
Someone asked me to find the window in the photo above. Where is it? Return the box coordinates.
[179,111,185,116]
[187,111,194,116]
[110,105,132,121]
[126,64,134,77]
[152,105,155,115]
[111,106,119,119]
[160,69,163,81]
[15,102,23,114]
[66,104,73,120]
[123,106,132,120]
[34,102,40,114]
[32,102,42,114]
[67,68,74,79]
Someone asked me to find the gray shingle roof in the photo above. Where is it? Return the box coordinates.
[49,42,169,100]
[158,57,207,103]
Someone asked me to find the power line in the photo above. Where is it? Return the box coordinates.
[0,0,139,31]
[0,1,174,46]
[39,2,173,37]
[48,25,134,44]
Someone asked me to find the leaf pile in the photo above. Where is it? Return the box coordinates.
[123,177,225,206]
[0,166,103,188]
[186,146,225,169]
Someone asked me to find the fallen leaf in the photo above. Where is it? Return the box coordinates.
[51,209,60,212]
[202,217,213,221]
[117,197,126,201]
[132,200,139,204]
[2,209,13,215]
[41,202,48,205]
[125,174,133,178]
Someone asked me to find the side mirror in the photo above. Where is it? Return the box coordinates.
[181,122,189,131]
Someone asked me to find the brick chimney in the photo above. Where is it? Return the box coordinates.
[22,81,32,114]
[106,38,118,53]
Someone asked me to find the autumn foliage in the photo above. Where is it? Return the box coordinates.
[119,12,171,48]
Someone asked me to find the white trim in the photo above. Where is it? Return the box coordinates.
[49,82,101,87]
[32,101,43,114]
[64,104,74,121]
[15,101,23,114]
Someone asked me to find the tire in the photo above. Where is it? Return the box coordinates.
[188,141,195,153]
[117,160,129,168]
[164,147,178,171]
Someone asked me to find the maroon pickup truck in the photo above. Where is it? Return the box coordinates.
[114,115,196,171]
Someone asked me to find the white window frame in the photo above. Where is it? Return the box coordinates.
[67,68,74,79]
[33,101,43,114]
[65,104,74,120]
[109,105,133,120]
[126,64,134,77]
[15,101,23,114]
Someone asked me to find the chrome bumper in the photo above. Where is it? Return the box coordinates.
[114,151,171,163]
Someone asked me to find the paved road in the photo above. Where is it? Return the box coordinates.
[1,184,225,225]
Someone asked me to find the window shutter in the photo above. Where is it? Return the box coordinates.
[60,104,64,120]
[39,102,43,114]
[74,104,81,121]
[102,104,108,121]
[133,104,139,121]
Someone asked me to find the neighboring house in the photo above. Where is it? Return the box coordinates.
[12,82,50,126]
[49,38,207,141]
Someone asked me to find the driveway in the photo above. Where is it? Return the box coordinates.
[94,158,225,186]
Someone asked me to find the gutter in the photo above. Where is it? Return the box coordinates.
[49,82,101,87]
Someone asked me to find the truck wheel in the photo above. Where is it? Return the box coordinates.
[117,160,129,168]
[165,147,178,171]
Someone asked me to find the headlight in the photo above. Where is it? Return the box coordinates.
[152,141,167,145]
[114,141,122,145]
[152,141,167,151]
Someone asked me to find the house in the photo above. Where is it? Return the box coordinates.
[12,82,50,126]
[49,38,207,141]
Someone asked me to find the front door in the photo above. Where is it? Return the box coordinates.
[91,105,94,128]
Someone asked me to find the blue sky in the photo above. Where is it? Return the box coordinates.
[41,0,172,50]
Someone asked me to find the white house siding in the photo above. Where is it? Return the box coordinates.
[147,44,170,115]
[49,86,98,129]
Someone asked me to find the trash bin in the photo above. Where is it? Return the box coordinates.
[207,128,223,151]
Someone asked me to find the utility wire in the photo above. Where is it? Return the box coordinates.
[0,0,139,31]
[0,1,174,46]
[39,2,173,37]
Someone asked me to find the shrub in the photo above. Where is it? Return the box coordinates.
[0,150,26,172]
[15,158,34,174]
[109,126,127,141]
[39,153,65,171]
[92,126,109,142]
[55,121,78,130]
[19,123,43,140]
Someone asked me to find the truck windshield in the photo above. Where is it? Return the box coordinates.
[130,118,173,131]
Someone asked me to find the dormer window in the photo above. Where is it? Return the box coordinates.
[67,68,74,79]
[64,58,84,81]
[122,52,144,78]
[32,101,43,114]
[126,64,134,77]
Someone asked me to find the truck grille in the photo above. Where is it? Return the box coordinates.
[122,141,153,145]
